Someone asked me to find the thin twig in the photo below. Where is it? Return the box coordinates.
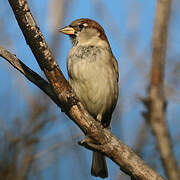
[0,46,59,106]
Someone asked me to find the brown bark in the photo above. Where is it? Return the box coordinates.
[0,46,59,106]
[143,0,180,179]
[0,41,164,180]
[0,0,166,179]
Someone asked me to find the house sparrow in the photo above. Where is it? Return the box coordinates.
[59,18,119,178]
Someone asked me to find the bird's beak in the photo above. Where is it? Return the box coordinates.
[59,26,75,35]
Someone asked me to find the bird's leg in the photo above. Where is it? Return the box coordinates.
[97,114,111,130]
[96,114,102,122]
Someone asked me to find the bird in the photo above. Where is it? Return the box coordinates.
[59,18,119,178]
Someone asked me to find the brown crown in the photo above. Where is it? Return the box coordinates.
[70,18,109,43]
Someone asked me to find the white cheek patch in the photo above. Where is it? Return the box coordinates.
[83,23,88,27]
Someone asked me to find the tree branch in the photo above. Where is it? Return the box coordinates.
[0,46,59,106]
[143,0,180,179]
[2,0,165,179]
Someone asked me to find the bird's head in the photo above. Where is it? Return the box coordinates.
[59,18,109,47]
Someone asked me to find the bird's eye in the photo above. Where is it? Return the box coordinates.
[79,24,84,29]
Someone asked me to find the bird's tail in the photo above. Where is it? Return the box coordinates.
[91,151,108,178]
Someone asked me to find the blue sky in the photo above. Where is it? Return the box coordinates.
[0,0,180,179]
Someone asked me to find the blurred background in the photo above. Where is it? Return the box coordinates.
[0,0,180,179]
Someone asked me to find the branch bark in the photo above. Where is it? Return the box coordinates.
[143,0,180,179]
[0,0,165,179]
[0,46,59,106]
[0,42,164,180]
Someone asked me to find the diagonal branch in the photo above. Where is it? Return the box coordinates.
[0,48,165,180]
[3,0,165,179]
[142,0,180,180]
[0,46,59,106]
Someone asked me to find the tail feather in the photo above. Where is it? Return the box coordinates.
[91,152,108,178]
